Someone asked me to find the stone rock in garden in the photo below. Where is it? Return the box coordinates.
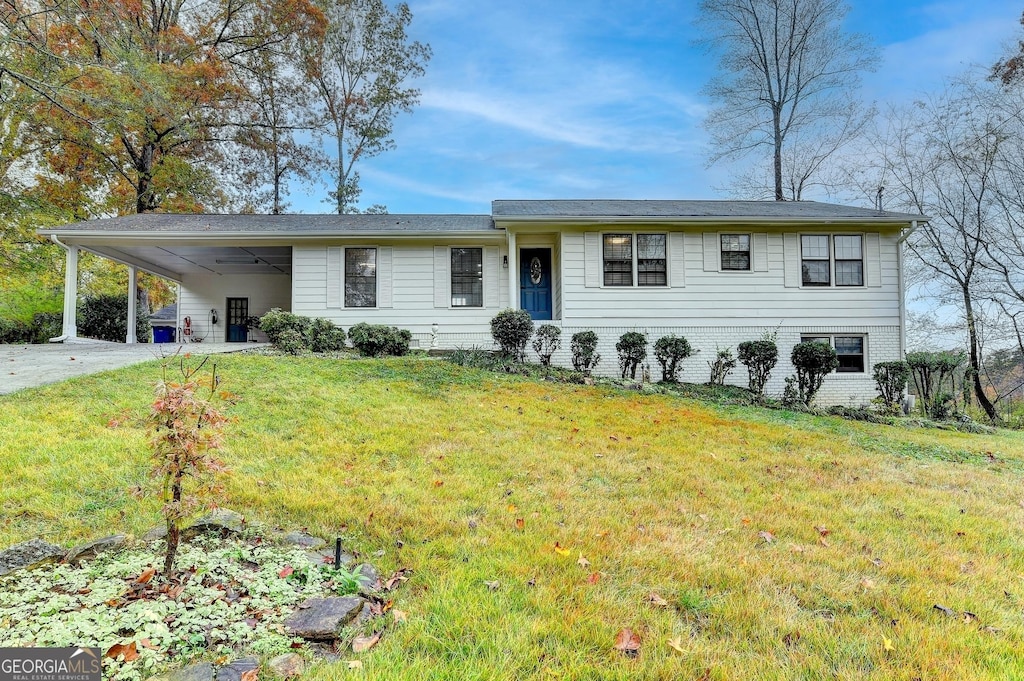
[354,563,380,592]
[284,596,365,640]
[306,642,342,662]
[64,534,126,565]
[353,601,374,625]
[183,508,245,539]
[142,525,167,542]
[0,538,65,576]
[282,531,325,549]
[266,653,305,678]
[147,662,215,681]
[307,548,354,568]
[215,657,258,681]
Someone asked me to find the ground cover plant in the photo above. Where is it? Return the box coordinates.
[2,355,1024,679]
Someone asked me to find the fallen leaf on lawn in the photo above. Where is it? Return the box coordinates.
[554,542,570,557]
[870,557,883,568]
[609,435,619,441]
[758,530,775,544]
[346,660,363,669]
[240,670,258,681]
[515,518,525,530]
[789,544,805,554]
[883,636,895,652]
[383,568,412,591]
[586,572,600,584]
[963,611,978,624]
[613,628,641,656]
[577,554,590,568]
[647,593,669,607]
[860,578,876,591]
[817,536,830,547]
[666,637,686,654]
[352,632,381,653]
[135,567,156,584]
[392,609,408,624]
[484,580,500,591]
[595,530,609,539]
[814,525,831,537]
[741,517,751,526]
[433,480,443,487]
[105,642,139,662]
[279,566,294,578]
[933,604,955,617]
[508,504,518,513]
[782,631,800,647]
[139,639,159,650]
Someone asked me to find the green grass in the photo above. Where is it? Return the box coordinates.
[2,354,1024,680]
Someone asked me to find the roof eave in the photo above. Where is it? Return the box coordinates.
[36,229,505,240]
[493,215,923,227]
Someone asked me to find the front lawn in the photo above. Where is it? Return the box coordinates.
[1,354,1023,680]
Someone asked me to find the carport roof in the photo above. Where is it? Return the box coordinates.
[39,213,498,237]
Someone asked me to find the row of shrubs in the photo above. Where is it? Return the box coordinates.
[0,294,150,344]
[486,309,913,411]
[258,308,412,357]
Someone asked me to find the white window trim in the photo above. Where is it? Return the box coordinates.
[450,246,485,309]
[718,232,753,273]
[343,245,379,309]
[799,233,866,289]
[601,232,669,288]
[799,333,868,374]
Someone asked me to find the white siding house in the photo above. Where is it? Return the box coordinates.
[39,200,924,406]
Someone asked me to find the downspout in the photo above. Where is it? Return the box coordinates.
[49,234,78,342]
[895,220,920,358]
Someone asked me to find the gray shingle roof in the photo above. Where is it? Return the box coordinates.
[42,213,497,234]
[491,199,924,221]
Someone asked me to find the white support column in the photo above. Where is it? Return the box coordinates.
[126,265,138,344]
[60,245,79,339]
[507,230,517,310]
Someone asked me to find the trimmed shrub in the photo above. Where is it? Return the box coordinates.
[258,308,310,346]
[707,347,737,386]
[307,318,347,353]
[348,322,412,357]
[275,328,306,355]
[31,312,63,343]
[791,340,839,406]
[571,331,601,375]
[873,360,909,414]
[78,293,151,343]
[653,334,694,383]
[616,331,647,380]
[490,309,535,362]
[737,339,777,396]
[532,324,562,366]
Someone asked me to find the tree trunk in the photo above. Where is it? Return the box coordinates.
[963,293,997,420]
[136,143,156,214]
[163,470,182,576]
[773,105,784,201]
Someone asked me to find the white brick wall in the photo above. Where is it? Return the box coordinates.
[432,323,901,407]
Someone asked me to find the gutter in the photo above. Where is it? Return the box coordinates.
[493,215,923,228]
[36,229,506,240]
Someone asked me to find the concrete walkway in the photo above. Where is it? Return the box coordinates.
[0,341,262,395]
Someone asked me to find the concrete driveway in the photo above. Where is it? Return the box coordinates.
[0,341,260,395]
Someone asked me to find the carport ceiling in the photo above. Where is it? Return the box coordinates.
[87,245,292,278]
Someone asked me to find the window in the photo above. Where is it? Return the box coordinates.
[800,334,866,373]
[721,234,750,271]
[451,247,483,307]
[801,234,863,287]
[345,248,376,307]
[603,234,633,286]
[603,233,667,287]
[834,236,864,286]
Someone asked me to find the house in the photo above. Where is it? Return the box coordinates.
[39,200,924,405]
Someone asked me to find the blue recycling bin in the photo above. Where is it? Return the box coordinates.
[153,326,176,343]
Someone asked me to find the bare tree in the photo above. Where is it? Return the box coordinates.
[303,0,430,214]
[698,0,877,201]
[867,81,1014,419]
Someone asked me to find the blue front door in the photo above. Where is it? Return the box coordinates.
[520,248,552,320]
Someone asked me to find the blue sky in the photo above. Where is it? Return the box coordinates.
[289,0,1024,214]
